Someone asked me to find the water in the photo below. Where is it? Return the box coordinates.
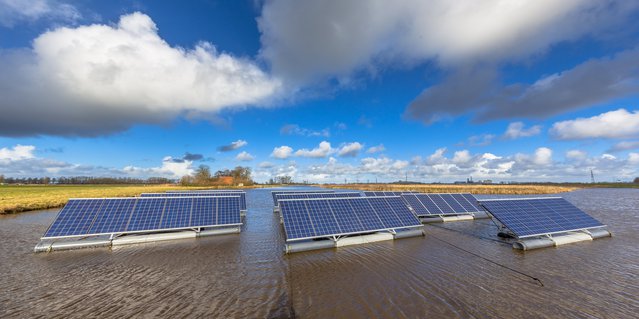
[1,188,638,318]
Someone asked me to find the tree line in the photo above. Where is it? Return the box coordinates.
[0,175,174,185]
[179,165,254,186]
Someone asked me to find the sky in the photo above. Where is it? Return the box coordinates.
[1,0,638,183]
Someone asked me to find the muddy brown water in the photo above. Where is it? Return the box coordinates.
[1,188,637,318]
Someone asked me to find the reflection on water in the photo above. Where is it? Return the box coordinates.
[1,188,637,318]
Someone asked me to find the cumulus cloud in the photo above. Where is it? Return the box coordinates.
[0,144,192,178]
[566,150,587,161]
[235,151,254,161]
[294,141,333,158]
[259,0,638,85]
[367,144,386,154]
[607,140,639,153]
[0,12,281,136]
[550,109,639,140]
[467,133,495,146]
[271,145,293,159]
[503,122,542,139]
[218,140,248,152]
[0,144,36,161]
[406,49,639,124]
[280,124,330,137]
[0,0,80,27]
[337,142,363,157]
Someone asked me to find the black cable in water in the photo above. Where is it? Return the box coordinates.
[429,234,545,287]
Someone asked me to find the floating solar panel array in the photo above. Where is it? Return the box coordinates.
[275,192,361,203]
[400,193,483,217]
[478,197,605,238]
[42,196,242,240]
[166,189,243,193]
[141,192,247,211]
[271,190,335,206]
[279,196,422,242]
[363,191,415,196]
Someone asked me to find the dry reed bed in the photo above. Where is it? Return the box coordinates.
[322,184,579,194]
[0,185,242,214]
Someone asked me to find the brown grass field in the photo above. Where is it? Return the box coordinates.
[0,184,249,214]
[322,183,580,194]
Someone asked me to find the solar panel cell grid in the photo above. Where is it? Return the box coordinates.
[160,197,192,229]
[89,198,136,234]
[479,198,604,238]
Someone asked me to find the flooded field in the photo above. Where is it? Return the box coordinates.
[1,188,637,318]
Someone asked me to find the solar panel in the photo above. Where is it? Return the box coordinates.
[279,196,422,242]
[275,192,361,204]
[363,191,415,197]
[166,189,243,193]
[400,193,482,217]
[141,192,247,211]
[42,196,242,239]
[271,190,335,205]
[478,197,605,238]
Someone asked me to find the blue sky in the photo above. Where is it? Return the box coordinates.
[1,0,638,183]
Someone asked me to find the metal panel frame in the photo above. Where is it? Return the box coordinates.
[41,196,242,240]
[478,197,607,239]
[279,196,423,242]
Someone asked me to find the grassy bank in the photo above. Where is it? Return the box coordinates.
[0,184,247,214]
[322,183,581,194]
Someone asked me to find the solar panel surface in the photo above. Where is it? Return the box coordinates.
[479,197,605,238]
[279,196,422,241]
[363,191,415,197]
[271,190,335,205]
[42,196,242,239]
[275,192,361,203]
[140,192,247,210]
[400,193,482,216]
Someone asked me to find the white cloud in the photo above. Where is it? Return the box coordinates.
[467,134,495,146]
[295,141,333,158]
[0,144,192,178]
[608,140,639,152]
[235,151,254,161]
[566,150,587,161]
[218,140,248,152]
[629,153,639,165]
[280,124,330,137]
[452,150,472,164]
[0,12,281,136]
[533,147,553,166]
[337,142,363,157]
[0,0,80,27]
[258,0,637,84]
[271,145,293,159]
[0,144,36,161]
[503,122,542,139]
[367,144,386,154]
[550,109,639,140]
[427,148,447,164]
[258,161,274,168]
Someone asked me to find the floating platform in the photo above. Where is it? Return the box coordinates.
[284,228,424,254]
[513,228,612,251]
[34,226,241,253]
[420,211,490,223]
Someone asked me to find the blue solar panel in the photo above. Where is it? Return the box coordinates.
[279,197,422,241]
[88,198,136,234]
[141,192,247,211]
[479,197,605,238]
[363,191,415,196]
[400,193,481,217]
[271,190,335,205]
[42,196,242,239]
[276,192,360,204]
[44,199,104,238]
[160,197,192,229]
[217,196,241,225]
